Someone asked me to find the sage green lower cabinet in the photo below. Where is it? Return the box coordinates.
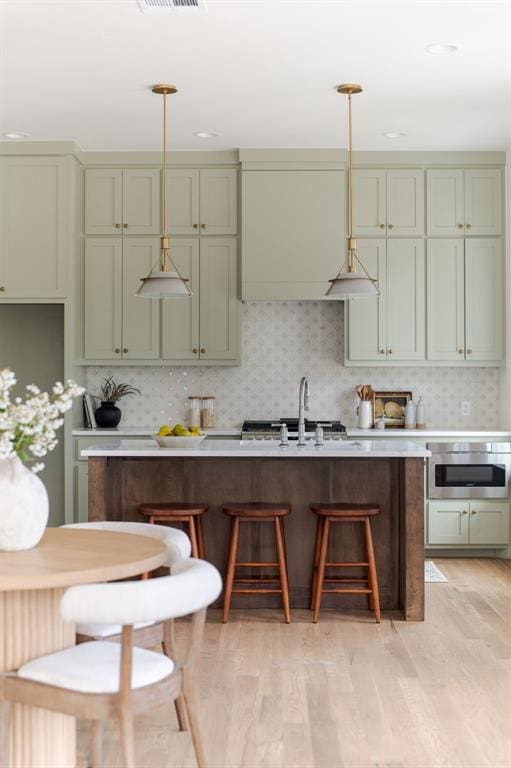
[161,237,239,364]
[427,238,503,363]
[346,239,425,364]
[75,463,89,523]
[241,169,344,299]
[84,237,160,360]
[428,500,509,546]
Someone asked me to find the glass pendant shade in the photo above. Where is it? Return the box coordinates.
[137,270,190,298]
[326,271,379,299]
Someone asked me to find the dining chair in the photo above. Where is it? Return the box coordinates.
[0,557,222,768]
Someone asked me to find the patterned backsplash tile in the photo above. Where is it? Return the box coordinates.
[86,301,500,429]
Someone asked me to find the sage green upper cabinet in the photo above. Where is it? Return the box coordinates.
[84,238,160,360]
[426,168,502,236]
[85,169,160,235]
[161,238,239,363]
[426,238,503,363]
[167,169,237,235]
[353,169,424,236]
[346,239,425,364]
[242,169,344,299]
[0,157,69,298]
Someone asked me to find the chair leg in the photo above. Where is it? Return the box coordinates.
[183,682,207,768]
[274,517,291,624]
[312,518,330,623]
[91,720,103,768]
[188,517,200,558]
[174,694,189,731]
[0,697,12,768]
[222,517,240,624]
[310,516,324,610]
[118,709,136,768]
[365,518,381,624]
[196,516,206,559]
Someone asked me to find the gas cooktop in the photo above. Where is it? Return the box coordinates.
[241,419,346,440]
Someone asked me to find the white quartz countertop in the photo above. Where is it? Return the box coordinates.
[81,438,430,458]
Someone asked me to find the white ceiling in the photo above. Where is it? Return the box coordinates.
[1,0,510,151]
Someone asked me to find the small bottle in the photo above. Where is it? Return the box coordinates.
[188,397,201,428]
[201,397,216,429]
[405,400,416,429]
[416,397,426,429]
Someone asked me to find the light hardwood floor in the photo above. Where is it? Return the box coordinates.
[78,558,511,768]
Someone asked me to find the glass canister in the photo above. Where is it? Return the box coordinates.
[201,397,216,429]
[188,397,202,428]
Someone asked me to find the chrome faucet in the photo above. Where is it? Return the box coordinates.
[297,376,311,446]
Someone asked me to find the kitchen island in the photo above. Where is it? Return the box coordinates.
[83,439,430,620]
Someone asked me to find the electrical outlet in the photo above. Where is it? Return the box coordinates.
[461,401,471,417]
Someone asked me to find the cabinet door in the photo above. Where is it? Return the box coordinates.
[122,238,160,359]
[0,157,68,297]
[465,239,503,362]
[161,239,200,360]
[167,169,200,235]
[199,238,239,360]
[242,170,344,299]
[386,170,424,236]
[353,169,386,236]
[122,170,160,234]
[426,239,465,361]
[386,239,425,360]
[428,501,469,545]
[464,169,502,236]
[346,240,387,362]
[84,238,122,359]
[85,169,122,235]
[199,169,237,235]
[469,502,509,545]
[426,169,464,236]
[75,463,89,523]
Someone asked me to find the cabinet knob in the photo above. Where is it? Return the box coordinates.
[462,510,468,515]
[379,349,385,355]
[123,348,128,353]
[457,224,464,230]
[379,224,385,230]
[467,348,473,354]
[387,349,393,354]
[201,224,206,229]
[114,348,120,354]
[471,510,477,515]
[465,223,471,229]
[193,224,199,229]
[192,348,198,354]
[0,286,5,292]
[123,223,128,229]
[200,348,206,354]
[387,224,394,229]
[458,349,464,354]
[115,223,121,229]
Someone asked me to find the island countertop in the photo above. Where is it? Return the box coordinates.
[81,438,431,458]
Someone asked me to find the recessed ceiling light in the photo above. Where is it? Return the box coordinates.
[2,131,29,140]
[425,43,458,55]
[193,131,218,139]
[382,131,407,139]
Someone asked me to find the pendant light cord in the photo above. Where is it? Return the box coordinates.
[348,91,353,242]
[162,91,168,241]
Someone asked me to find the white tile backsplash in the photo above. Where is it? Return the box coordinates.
[86,302,500,429]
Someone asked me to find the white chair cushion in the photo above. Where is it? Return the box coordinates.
[17,641,174,694]
[76,621,155,639]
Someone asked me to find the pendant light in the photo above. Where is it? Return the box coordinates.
[326,84,379,299]
[137,84,191,298]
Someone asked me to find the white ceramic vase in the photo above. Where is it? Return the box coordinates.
[357,400,373,429]
[0,457,49,551]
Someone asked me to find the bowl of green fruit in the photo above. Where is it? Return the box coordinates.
[152,424,206,449]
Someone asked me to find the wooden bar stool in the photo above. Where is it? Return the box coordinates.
[138,503,208,559]
[310,503,381,623]
[222,503,291,624]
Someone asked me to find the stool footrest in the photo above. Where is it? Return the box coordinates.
[322,588,372,594]
[232,589,283,595]
[323,577,369,583]
[235,561,279,567]
[325,561,369,567]
[233,577,281,583]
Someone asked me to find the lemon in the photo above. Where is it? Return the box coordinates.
[158,425,171,436]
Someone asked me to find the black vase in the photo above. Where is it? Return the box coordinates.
[95,401,122,428]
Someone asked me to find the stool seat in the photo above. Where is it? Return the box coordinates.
[311,503,380,517]
[139,503,208,516]
[222,503,291,518]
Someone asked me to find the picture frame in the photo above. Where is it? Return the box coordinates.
[372,391,412,428]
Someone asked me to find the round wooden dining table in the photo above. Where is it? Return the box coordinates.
[0,527,167,768]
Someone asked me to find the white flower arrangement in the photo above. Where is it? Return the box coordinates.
[0,369,84,473]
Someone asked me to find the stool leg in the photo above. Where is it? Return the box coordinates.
[187,517,200,558]
[310,516,324,610]
[364,518,381,624]
[274,517,291,624]
[196,516,206,559]
[312,518,330,623]
[222,517,240,624]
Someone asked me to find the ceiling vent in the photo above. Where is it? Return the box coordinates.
[137,0,207,13]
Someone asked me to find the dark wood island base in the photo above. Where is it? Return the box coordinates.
[88,455,425,620]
